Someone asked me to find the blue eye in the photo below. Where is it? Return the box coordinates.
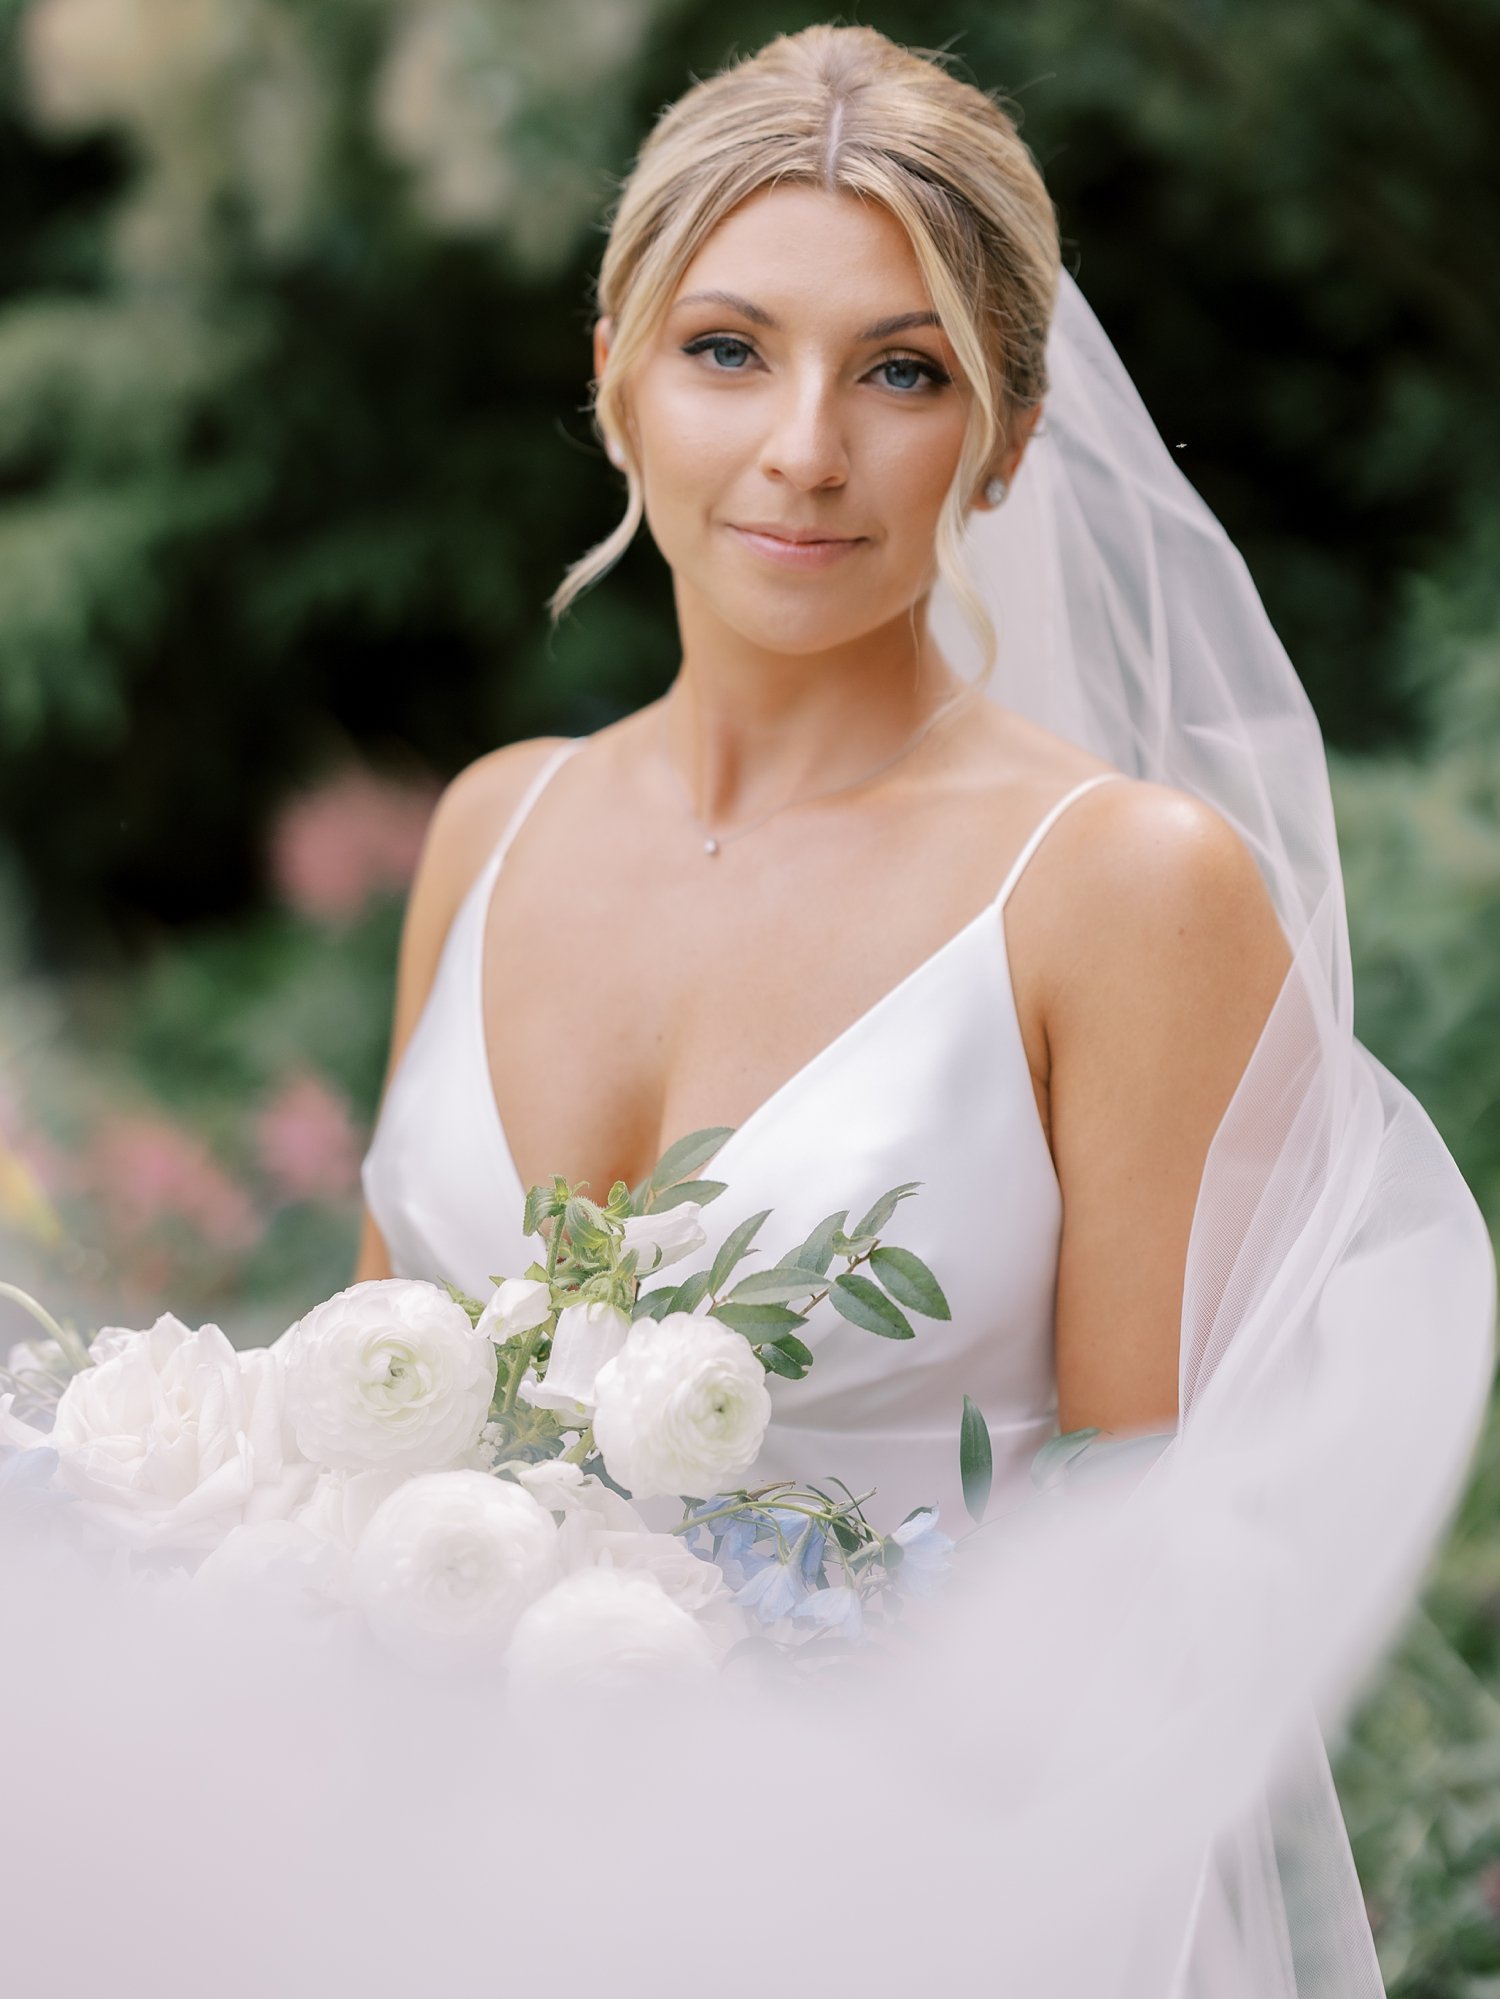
[683,335,755,370]
[876,355,948,393]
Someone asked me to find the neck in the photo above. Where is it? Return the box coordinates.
[664,585,965,826]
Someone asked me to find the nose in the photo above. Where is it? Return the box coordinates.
[756,366,849,493]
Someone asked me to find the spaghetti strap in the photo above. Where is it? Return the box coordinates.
[991,770,1127,913]
[476,737,586,896]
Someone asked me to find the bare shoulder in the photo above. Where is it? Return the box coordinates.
[413,735,575,932]
[1044,774,1292,1026]
[385,734,574,1057]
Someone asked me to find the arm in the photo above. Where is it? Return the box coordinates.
[352,738,573,1283]
[1043,785,1293,1436]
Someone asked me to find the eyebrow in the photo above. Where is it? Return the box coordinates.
[670,289,942,343]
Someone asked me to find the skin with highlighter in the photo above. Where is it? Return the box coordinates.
[354,181,1292,1440]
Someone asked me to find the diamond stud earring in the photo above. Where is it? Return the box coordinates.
[984,475,1009,506]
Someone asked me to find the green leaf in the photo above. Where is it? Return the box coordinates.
[523,1182,558,1236]
[633,1290,677,1322]
[669,1269,712,1315]
[789,1210,848,1276]
[725,1266,826,1306]
[707,1208,773,1297]
[441,1280,486,1325]
[868,1245,951,1320]
[650,1178,728,1212]
[959,1394,994,1524]
[765,1331,814,1369]
[850,1181,922,1243]
[759,1344,805,1380]
[648,1126,735,1194]
[830,1230,877,1260]
[828,1274,915,1340]
[711,1302,808,1337]
[1029,1427,1103,1493]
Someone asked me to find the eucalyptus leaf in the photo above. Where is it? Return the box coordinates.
[759,1344,806,1380]
[789,1210,848,1275]
[766,1331,814,1369]
[669,1269,713,1315]
[648,1126,736,1193]
[724,1266,826,1306]
[650,1178,728,1212]
[959,1393,994,1524]
[829,1274,915,1340]
[1030,1427,1104,1493]
[633,1290,678,1322]
[869,1245,951,1320]
[707,1207,773,1296]
[711,1302,808,1337]
[850,1181,922,1242]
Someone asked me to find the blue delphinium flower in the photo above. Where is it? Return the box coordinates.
[732,1555,807,1626]
[887,1504,954,1598]
[791,1584,865,1641]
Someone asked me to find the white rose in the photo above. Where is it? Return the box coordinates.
[517,1300,629,1420]
[620,1202,708,1275]
[351,1470,560,1671]
[281,1279,497,1475]
[591,1312,772,1502]
[43,1315,315,1553]
[475,1277,552,1344]
[506,1567,720,1693]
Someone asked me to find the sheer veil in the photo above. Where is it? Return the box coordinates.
[926,266,1498,1991]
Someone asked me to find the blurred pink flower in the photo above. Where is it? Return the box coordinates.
[269,763,439,922]
[83,1112,263,1257]
[254,1069,362,1205]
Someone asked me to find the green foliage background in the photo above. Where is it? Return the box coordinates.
[0,3,1497,1984]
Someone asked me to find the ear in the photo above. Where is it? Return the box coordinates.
[592,314,613,383]
[973,403,1045,510]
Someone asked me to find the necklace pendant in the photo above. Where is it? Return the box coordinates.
[704,836,720,857]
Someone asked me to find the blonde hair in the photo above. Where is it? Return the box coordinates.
[549,23,1061,674]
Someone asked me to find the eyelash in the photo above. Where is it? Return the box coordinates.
[679,333,952,395]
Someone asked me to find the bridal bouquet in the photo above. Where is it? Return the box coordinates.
[0,1126,988,1689]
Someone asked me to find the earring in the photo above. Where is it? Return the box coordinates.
[984,475,1008,506]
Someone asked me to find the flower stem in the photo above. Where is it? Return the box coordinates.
[0,1282,91,1375]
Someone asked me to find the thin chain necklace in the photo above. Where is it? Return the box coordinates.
[659,679,977,857]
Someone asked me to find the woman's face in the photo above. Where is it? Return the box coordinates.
[598,182,999,659]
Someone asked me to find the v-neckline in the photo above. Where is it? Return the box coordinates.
[476,886,1009,1208]
[470,743,1119,1208]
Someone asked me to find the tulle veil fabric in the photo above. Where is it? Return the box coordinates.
[925,267,1498,1992]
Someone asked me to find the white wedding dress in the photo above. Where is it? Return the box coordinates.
[361,733,1127,1537]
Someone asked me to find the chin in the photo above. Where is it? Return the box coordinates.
[705,580,914,659]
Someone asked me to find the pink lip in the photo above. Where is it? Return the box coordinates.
[726,523,867,571]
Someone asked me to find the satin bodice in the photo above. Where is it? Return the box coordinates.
[362,738,1124,1532]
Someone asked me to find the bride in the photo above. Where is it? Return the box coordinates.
[355,23,1494,1994]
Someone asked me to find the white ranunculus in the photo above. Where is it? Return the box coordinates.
[506,1567,720,1693]
[591,1312,772,1502]
[194,1517,348,1610]
[619,1202,707,1275]
[351,1470,560,1670]
[42,1315,315,1553]
[475,1277,552,1344]
[509,1459,728,1615]
[281,1279,497,1475]
[517,1300,629,1419]
[198,1468,411,1612]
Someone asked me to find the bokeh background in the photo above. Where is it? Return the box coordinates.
[0,1,1495,1981]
